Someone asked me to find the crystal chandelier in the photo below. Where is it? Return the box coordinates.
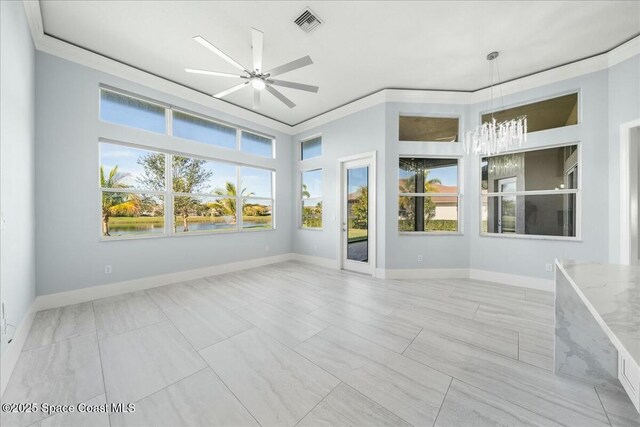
[463,52,527,156]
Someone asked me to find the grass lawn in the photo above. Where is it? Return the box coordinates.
[348,228,368,242]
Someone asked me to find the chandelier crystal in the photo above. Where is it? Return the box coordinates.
[463,52,527,156]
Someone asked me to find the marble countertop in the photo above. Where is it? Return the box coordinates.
[557,260,640,365]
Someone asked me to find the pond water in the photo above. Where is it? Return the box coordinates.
[108,220,269,236]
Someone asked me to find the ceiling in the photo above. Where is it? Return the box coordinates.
[40,1,640,126]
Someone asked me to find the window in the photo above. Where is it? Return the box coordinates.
[240,167,274,230]
[100,142,166,238]
[301,136,322,160]
[100,89,166,134]
[399,158,460,232]
[172,111,236,150]
[481,93,578,133]
[481,144,579,238]
[399,116,459,142]
[301,169,323,228]
[99,140,274,239]
[241,131,274,158]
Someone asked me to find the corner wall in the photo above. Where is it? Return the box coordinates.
[0,1,37,356]
[34,52,293,296]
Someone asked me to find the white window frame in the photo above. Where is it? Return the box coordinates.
[300,168,323,230]
[99,139,275,241]
[479,142,581,241]
[398,156,463,235]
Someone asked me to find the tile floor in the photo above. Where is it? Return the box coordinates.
[1,261,639,427]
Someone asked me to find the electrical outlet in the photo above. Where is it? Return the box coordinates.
[314,245,318,252]
[104,265,112,274]
[545,263,553,272]
[417,255,423,262]
[265,245,270,252]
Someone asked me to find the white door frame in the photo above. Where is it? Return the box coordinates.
[336,151,377,276]
[620,119,640,265]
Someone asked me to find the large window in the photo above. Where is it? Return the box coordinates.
[100,141,274,239]
[399,116,459,142]
[399,158,460,232]
[481,144,579,238]
[301,136,322,160]
[99,88,275,158]
[301,169,323,229]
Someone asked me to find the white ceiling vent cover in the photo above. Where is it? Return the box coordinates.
[294,8,322,33]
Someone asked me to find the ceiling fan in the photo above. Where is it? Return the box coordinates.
[186,28,318,109]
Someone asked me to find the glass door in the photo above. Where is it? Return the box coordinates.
[341,158,372,274]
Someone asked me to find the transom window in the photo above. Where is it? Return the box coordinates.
[301,136,322,160]
[99,88,275,158]
[399,158,461,232]
[481,144,579,238]
[399,116,459,142]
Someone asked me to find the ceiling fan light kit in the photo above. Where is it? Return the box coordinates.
[186,28,318,109]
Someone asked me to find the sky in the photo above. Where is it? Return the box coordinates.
[303,169,322,198]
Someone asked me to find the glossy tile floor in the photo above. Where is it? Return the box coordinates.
[2,261,639,427]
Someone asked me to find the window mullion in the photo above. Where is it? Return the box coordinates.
[166,153,174,236]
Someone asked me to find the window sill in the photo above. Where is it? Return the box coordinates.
[299,227,323,232]
[399,232,463,236]
[479,232,582,242]
[101,227,275,241]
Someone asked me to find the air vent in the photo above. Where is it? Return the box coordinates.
[294,8,322,33]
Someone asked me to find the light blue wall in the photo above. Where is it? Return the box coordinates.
[35,52,293,296]
[292,105,387,267]
[292,58,637,279]
[0,1,36,355]
[608,56,640,263]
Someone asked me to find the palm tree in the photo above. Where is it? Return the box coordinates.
[100,165,139,236]
[207,182,254,220]
[302,184,311,199]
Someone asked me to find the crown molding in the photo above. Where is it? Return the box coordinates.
[21,1,293,134]
[23,1,639,137]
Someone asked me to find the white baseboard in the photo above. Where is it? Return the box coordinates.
[378,268,469,280]
[469,269,554,292]
[1,306,36,397]
[290,253,337,269]
[33,253,294,312]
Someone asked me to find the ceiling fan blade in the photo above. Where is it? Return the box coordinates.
[253,88,261,109]
[268,79,318,93]
[214,82,249,98]
[266,84,295,108]
[251,28,263,73]
[193,35,247,72]
[185,68,245,78]
[265,56,313,77]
